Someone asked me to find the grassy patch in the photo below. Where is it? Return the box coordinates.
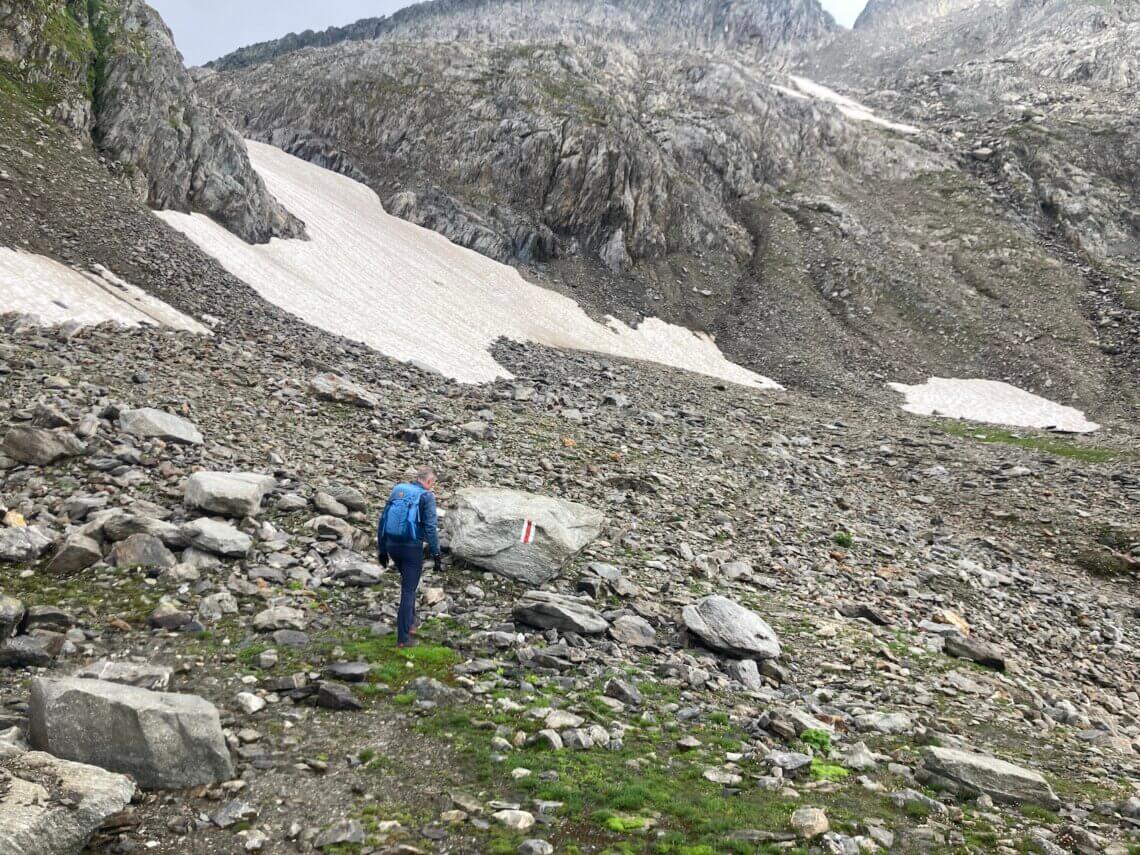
[333,625,460,689]
[940,421,1124,463]
[832,531,854,549]
[809,759,849,782]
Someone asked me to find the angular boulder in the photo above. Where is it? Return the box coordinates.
[118,408,203,445]
[446,488,603,585]
[920,746,1059,808]
[181,519,252,557]
[46,534,103,573]
[185,471,277,518]
[108,533,176,570]
[513,590,609,634]
[1,427,86,465]
[75,659,173,691]
[682,595,781,660]
[309,373,379,408]
[29,677,233,789]
[0,527,53,563]
[0,749,135,855]
[943,632,1006,671]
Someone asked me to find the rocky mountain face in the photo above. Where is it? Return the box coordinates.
[208,0,837,72]
[0,0,303,243]
[195,0,1138,415]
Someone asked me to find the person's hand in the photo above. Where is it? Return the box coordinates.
[378,552,390,568]
[432,555,442,572]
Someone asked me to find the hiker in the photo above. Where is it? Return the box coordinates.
[377,465,442,648]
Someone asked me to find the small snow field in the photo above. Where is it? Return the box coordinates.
[0,248,208,333]
[156,141,779,389]
[772,76,921,135]
[889,377,1100,433]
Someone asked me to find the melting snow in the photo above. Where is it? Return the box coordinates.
[772,76,921,135]
[156,141,778,389]
[889,378,1099,433]
[0,248,208,333]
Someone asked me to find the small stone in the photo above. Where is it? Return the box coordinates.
[492,809,535,832]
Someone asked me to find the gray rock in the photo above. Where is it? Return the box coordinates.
[29,677,233,789]
[604,678,642,706]
[316,682,363,711]
[323,484,367,512]
[0,527,53,563]
[46,534,103,573]
[513,590,609,634]
[185,471,276,518]
[309,373,379,408]
[108,533,176,570]
[314,819,365,848]
[518,840,554,855]
[920,746,1060,808]
[607,614,657,647]
[101,513,186,548]
[75,659,173,691]
[0,636,53,668]
[252,606,306,632]
[943,632,1006,671]
[118,408,203,445]
[447,488,603,584]
[855,711,912,734]
[1,427,86,465]
[181,519,252,557]
[0,750,135,855]
[314,492,349,517]
[682,595,781,660]
[726,658,765,692]
[0,595,25,639]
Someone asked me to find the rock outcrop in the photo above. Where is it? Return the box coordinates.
[0,0,304,244]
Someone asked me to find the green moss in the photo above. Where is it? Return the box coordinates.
[832,531,854,548]
[809,759,849,782]
[939,421,1126,463]
[800,729,832,755]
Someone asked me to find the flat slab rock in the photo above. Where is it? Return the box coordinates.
[920,746,1060,808]
[185,471,276,518]
[446,488,603,585]
[29,677,233,790]
[0,749,135,855]
[513,590,609,634]
[682,595,781,659]
[118,408,203,445]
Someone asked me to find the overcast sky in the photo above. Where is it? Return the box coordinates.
[150,0,869,67]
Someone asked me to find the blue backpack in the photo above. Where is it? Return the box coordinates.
[383,482,425,542]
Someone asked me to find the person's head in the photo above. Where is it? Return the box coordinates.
[415,464,437,491]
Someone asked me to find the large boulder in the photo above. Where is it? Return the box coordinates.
[185,471,277,518]
[920,746,1060,808]
[446,488,603,585]
[1,427,86,465]
[682,595,781,660]
[309,373,379,408]
[0,749,135,855]
[118,408,203,445]
[181,519,252,557]
[0,527,53,563]
[29,677,233,789]
[513,590,609,634]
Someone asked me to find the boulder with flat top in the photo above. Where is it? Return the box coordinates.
[446,488,603,585]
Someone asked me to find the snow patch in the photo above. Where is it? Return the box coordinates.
[889,378,1099,433]
[157,141,778,389]
[773,76,921,135]
[0,248,208,333]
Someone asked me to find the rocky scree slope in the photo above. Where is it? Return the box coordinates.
[0,314,1137,853]
[0,0,303,243]
[198,25,1130,413]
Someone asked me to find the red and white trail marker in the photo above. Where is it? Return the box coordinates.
[519,519,536,545]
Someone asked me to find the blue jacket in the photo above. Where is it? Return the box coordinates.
[377,486,440,558]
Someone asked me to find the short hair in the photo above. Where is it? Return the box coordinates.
[415,465,437,483]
